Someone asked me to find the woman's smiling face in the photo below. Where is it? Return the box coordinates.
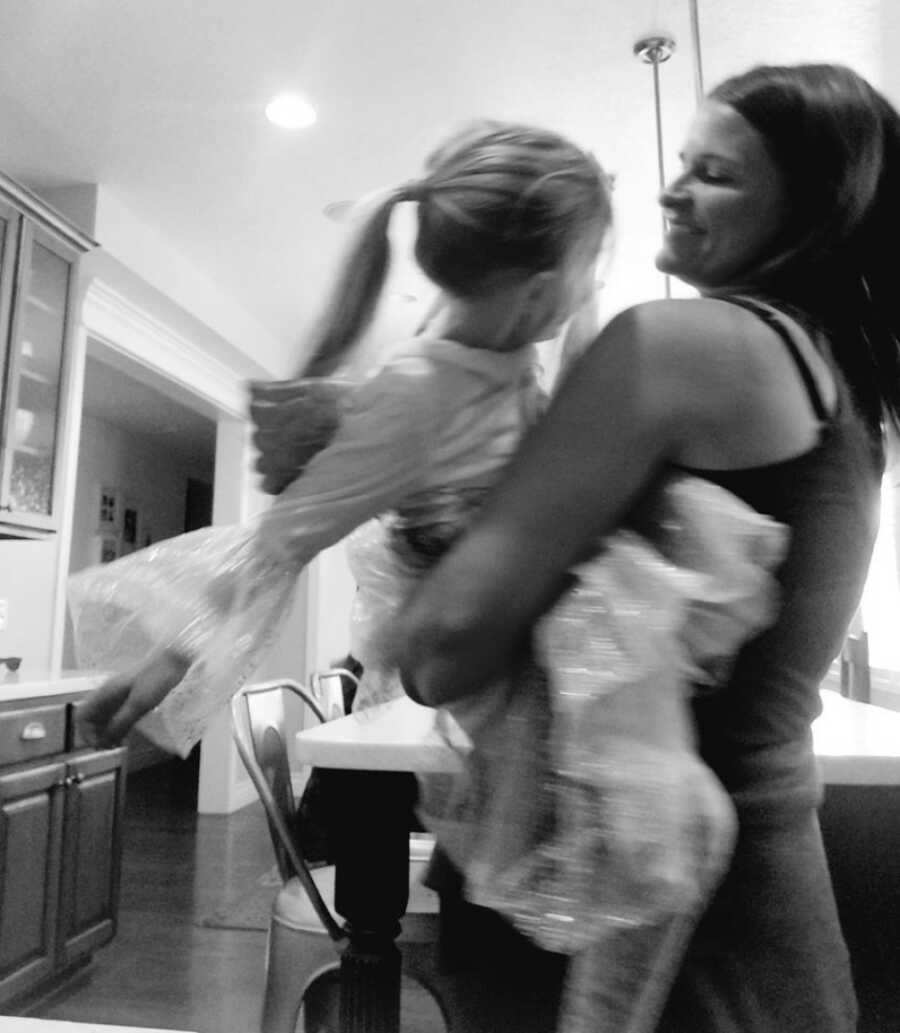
[656,101,791,291]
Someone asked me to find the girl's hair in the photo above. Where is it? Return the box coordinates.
[299,120,612,378]
[710,63,900,441]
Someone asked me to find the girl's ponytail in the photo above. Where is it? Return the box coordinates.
[297,188,408,377]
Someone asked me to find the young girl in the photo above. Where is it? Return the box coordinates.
[72,119,614,748]
[70,120,785,1032]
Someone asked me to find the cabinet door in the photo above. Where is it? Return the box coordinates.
[57,748,127,967]
[0,199,21,402]
[0,222,78,531]
[0,759,66,1006]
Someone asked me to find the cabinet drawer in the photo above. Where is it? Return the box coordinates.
[0,703,67,764]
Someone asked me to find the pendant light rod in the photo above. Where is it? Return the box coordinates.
[688,0,705,104]
[634,34,676,299]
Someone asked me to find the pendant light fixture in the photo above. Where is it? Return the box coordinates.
[633,33,676,299]
[634,0,706,298]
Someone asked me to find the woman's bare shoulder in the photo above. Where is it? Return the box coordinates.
[588,297,769,412]
[605,297,769,362]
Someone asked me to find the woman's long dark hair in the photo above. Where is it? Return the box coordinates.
[711,63,900,443]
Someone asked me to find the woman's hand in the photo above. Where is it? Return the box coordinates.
[249,379,345,495]
[76,650,190,748]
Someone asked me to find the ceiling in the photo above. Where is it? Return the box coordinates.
[0,0,894,461]
[0,0,891,358]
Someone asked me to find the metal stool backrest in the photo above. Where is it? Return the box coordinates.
[230,679,345,942]
[310,667,360,721]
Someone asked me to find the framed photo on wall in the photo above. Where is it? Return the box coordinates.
[97,535,119,564]
[98,485,120,531]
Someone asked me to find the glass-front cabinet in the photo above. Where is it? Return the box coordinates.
[0,177,94,535]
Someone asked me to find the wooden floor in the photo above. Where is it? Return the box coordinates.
[23,758,447,1033]
[30,758,272,1033]
[16,761,897,1033]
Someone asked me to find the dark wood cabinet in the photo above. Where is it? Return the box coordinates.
[0,758,66,1003]
[58,748,126,969]
[0,693,125,1009]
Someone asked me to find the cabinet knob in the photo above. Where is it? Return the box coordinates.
[20,721,47,741]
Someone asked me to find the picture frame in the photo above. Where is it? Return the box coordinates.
[98,535,119,564]
[98,485,121,531]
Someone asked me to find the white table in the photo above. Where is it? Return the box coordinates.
[296,689,900,785]
[811,688,900,785]
[0,1020,196,1033]
[296,696,440,1033]
[295,688,900,1033]
[295,695,465,774]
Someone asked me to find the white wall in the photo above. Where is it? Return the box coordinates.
[0,537,58,676]
[63,411,214,668]
[42,184,293,381]
[68,414,214,576]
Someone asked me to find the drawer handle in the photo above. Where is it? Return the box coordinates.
[20,721,47,741]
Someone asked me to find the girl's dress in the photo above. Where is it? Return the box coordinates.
[67,334,787,1033]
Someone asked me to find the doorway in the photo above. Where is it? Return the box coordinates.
[65,342,218,795]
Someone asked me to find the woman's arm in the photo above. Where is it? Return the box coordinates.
[395,301,746,705]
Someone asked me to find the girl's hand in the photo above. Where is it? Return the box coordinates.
[77,650,190,749]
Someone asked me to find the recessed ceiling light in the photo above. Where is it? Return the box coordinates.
[265,92,317,130]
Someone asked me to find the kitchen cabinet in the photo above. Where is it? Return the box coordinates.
[0,175,95,536]
[0,691,125,1009]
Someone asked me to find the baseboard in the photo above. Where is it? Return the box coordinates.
[228,772,309,816]
[227,779,260,813]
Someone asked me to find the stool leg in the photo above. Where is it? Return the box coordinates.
[261,916,337,1033]
[302,966,343,1032]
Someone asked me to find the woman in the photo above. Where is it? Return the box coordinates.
[396,64,900,1032]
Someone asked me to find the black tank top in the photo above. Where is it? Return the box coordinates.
[681,298,883,821]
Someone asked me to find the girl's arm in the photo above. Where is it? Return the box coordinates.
[76,357,439,747]
[395,301,748,706]
[255,357,435,565]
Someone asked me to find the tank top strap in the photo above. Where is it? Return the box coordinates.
[725,295,831,422]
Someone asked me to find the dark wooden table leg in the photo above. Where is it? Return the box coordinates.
[322,768,416,1033]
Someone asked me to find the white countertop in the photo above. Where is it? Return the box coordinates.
[0,1020,195,1033]
[296,689,900,787]
[0,669,109,702]
[296,695,467,774]
[813,688,900,785]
